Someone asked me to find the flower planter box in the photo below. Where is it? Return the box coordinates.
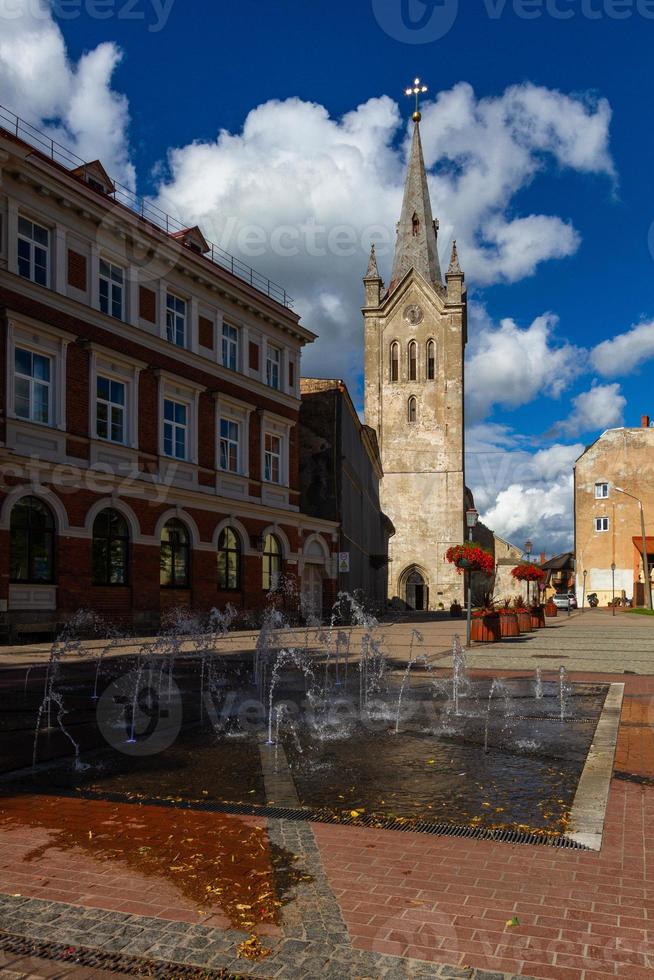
[471,614,501,643]
[545,602,558,618]
[498,612,520,638]
[515,610,533,632]
[530,607,545,629]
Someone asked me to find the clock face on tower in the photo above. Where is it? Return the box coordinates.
[403,304,423,326]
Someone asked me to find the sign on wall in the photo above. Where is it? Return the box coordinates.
[338,552,350,573]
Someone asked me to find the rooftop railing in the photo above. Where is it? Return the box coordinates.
[0,104,294,309]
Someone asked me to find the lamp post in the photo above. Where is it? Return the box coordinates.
[465,507,479,648]
[615,487,652,610]
[524,539,533,606]
[611,561,616,616]
[582,569,587,613]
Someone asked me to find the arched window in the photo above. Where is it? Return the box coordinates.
[92,508,129,586]
[427,340,435,380]
[262,533,282,591]
[10,496,55,583]
[390,342,399,383]
[160,518,190,589]
[408,396,417,423]
[408,341,417,381]
[217,527,241,590]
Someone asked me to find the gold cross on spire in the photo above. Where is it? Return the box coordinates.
[405,77,428,123]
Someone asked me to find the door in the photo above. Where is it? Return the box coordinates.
[405,569,426,611]
[302,564,323,621]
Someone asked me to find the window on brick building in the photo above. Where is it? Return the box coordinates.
[96,376,126,443]
[219,418,240,473]
[595,482,609,499]
[408,341,417,381]
[266,345,280,390]
[222,323,239,371]
[160,518,190,589]
[163,399,188,460]
[262,533,282,591]
[217,527,241,590]
[594,517,610,532]
[17,216,49,287]
[166,293,187,347]
[99,259,125,320]
[427,340,435,380]
[10,497,55,584]
[92,509,129,586]
[264,433,281,483]
[14,347,51,424]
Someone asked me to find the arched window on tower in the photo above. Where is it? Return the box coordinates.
[408,341,417,381]
[408,396,417,424]
[390,342,399,383]
[427,340,435,380]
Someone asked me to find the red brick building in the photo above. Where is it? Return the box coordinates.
[0,113,338,637]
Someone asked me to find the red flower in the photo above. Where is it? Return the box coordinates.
[510,564,546,583]
[446,544,495,576]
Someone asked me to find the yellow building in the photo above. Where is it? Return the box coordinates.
[574,417,654,607]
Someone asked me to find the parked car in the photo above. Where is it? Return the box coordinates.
[552,592,578,609]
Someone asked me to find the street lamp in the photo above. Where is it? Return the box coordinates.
[524,539,533,605]
[611,561,616,616]
[465,507,479,647]
[614,487,652,610]
[582,569,587,613]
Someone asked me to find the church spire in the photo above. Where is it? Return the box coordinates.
[389,87,442,293]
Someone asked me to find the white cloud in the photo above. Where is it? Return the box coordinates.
[591,319,654,377]
[555,382,626,436]
[0,0,134,186]
[480,474,574,557]
[153,83,614,383]
[465,305,585,424]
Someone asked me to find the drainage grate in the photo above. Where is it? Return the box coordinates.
[0,930,245,978]
[614,770,654,787]
[20,786,589,850]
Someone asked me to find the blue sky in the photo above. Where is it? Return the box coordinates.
[2,0,654,552]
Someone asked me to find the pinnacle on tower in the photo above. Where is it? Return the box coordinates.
[389,118,443,292]
[364,242,381,280]
[447,240,462,276]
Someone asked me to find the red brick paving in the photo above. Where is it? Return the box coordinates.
[314,668,654,980]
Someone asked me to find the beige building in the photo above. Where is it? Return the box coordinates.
[363,116,467,609]
[574,417,654,607]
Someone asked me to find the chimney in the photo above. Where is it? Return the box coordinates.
[642,415,650,428]
[539,552,546,565]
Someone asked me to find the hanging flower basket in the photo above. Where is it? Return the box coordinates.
[511,564,546,584]
[446,544,495,576]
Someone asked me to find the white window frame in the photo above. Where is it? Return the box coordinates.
[219,417,240,473]
[266,344,281,390]
[163,398,189,461]
[14,346,52,425]
[594,517,610,532]
[95,375,126,444]
[157,373,202,466]
[222,322,239,372]
[88,346,143,451]
[264,432,282,484]
[99,258,125,321]
[166,292,187,348]
[6,318,71,431]
[595,482,609,499]
[17,215,50,287]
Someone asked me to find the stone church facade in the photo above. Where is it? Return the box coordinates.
[363,118,467,609]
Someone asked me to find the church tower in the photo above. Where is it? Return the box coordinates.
[363,84,467,610]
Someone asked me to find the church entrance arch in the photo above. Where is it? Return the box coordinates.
[402,566,429,611]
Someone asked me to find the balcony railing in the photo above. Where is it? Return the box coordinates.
[0,104,293,309]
